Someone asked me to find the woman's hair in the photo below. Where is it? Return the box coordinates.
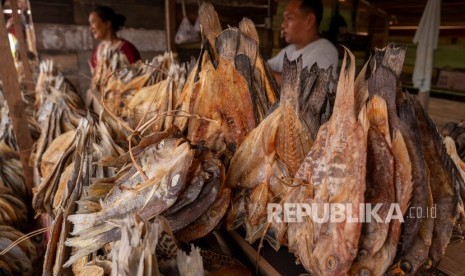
[92,5,126,32]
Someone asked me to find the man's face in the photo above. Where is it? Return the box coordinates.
[282,0,313,45]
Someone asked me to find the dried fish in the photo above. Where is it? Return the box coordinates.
[286,49,368,275]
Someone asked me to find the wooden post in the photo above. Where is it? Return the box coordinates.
[10,0,35,95]
[0,3,34,195]
[165,0,176,52]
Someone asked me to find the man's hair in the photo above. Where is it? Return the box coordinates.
[300,0,323,28]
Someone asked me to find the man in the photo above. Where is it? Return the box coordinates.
[268,0,338,87]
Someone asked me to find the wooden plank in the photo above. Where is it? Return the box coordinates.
[0,3,34,195]
[10,0,35,95]
[228,231,280,276]
[165,0,176,52]
[438,241,465,276]
[426,97,465,130]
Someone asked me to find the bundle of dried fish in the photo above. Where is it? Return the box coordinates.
[35,59,80,109]
[0,225,38,276]
[442,121,465,161]
[284,49,368,275]
[185,29,256,155]
[121,62,187,133]
[0,102,41,151]
[39,118,118,275]
[175,4,278,157]
[444,136,465,236]
[64,126,231,267]
[33,69,87,186]
[226,55,334,249]
[349,96,412,276]
[0,143,28,200]
[0,186,28,227]
[101,52,176,118]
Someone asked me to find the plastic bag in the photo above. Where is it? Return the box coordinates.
[175,0,200,44]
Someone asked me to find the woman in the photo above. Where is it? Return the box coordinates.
[88,5,141,73]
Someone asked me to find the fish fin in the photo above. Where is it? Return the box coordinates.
[382,43,407,78]
[367,95,391,145]
[67,213,98,235]
[358,104,369,134]
[299,63,318,107]
[237,33,258,68]
[411,94,461,207]
[215,29,239,63]
[265,102,280,118]
[235,54,261,125]
[199,2,222,48]
[354,56,370,116]
[392,130,413,214]
[238,17,259,44]
[280,53,303,107]
[333,47,356,120]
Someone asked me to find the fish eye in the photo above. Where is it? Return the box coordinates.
[358,249,368,259]
[400,260,412,273]
[326,256,337,270]
[358,267,372,276]
[422,258,432,269]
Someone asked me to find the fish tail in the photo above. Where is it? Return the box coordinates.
[354,56,370,116]
[215,29,239,63]
[67,213,98,235]
[199,2,222,46]
[333,47,356,118]
[280,54,302,107]
[382,43,407,78]
[239,17,259,43]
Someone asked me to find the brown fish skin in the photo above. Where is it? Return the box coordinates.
[176,187,231,242]
[188,55,256,153]
[163,160,223,231]
[68,139,194,235]
[350,130,413,276]
[444,137,465,231]
[368,45,428,256]
[412,95,458,273]
[388,176,434,276]
[286,50,368,275]
[357,96,396,259]
[394,92,429,259]
[226,55,312,249]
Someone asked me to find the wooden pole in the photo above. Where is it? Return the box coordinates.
[165,0,176,52]
[0,2,34,195]
[10,0,35,95]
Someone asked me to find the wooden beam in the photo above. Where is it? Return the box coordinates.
[10,0,35,96]
[165,0,176,52]
[0,2,34,196]
[228,231,281,276]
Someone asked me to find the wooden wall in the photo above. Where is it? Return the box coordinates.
[29,0,167,97]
